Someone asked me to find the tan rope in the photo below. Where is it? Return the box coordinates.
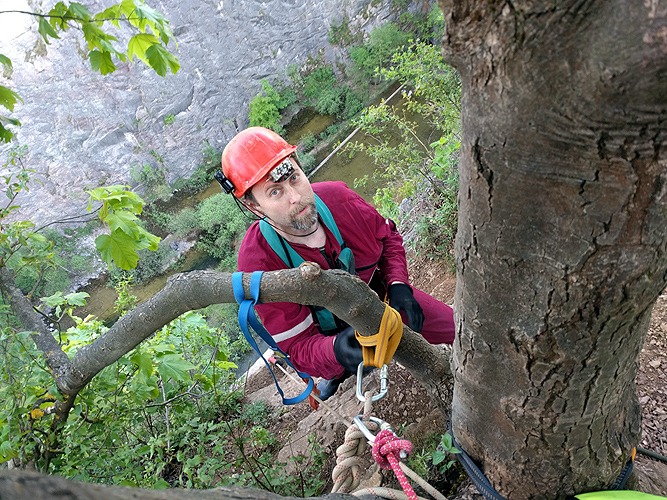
[352,486,430,500]
[267,358,447,500]
[331,420,379,493]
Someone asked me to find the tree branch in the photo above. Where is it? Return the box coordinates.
[0,267,78,392]
[64,263,452,412]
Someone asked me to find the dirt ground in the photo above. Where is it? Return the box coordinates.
[241,255,667,496]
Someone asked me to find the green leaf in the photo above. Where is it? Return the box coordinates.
[145,44,180,76]
[0,86,22,112]
[432,450,446,465]
[105,211,139,235]
[48,2,68,27]
[67,2,92,20]
[95,230,141,270]
[156,353,196,383]
[0,122,15,143]
[38,17,60,43]
[40,292,65,308]
[136,230,160,251]
[130,351,154,377]
[95,5,121,27]
[153,478,170,490]
[63,292,90,307]
[127,33,158,64]
[0,54,12,72]
[89,50,116,75]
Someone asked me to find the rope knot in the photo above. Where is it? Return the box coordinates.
[371,429,413,470]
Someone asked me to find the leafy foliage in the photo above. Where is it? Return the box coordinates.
[348,41,461,265]
[193,193,248,270]
[87,185,160,270]
[0,0,179,142]
[348,22,410,85]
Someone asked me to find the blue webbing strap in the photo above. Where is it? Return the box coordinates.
[232,271,314,405]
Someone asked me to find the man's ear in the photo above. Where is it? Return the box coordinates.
[244,199,264,218]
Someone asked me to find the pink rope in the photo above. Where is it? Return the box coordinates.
[371,429,417,500]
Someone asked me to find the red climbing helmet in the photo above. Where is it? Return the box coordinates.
[220,126,297,198]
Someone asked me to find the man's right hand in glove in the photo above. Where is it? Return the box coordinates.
[333,326,363,373]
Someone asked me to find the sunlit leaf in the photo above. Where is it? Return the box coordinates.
[105,211,139,235]
[95,230,140,270]
[145,43,179,76]
[0,86,22,112]
[127,33,158,64]
[63,292,90,307]
[130,351,154,377]
[0,54,12,72]
[48,2,69,30]
[67,2,92,20]
[89,50,116,75]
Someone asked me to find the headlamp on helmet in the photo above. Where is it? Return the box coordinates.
[268,158,294,183]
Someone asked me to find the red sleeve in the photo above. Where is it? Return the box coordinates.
[238,226,347,380]
[344,186,411,286]
[376,215,410,286]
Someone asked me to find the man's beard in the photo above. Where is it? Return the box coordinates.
[290,202,318,231]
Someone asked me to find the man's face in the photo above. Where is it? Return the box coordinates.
[248,158,318,233]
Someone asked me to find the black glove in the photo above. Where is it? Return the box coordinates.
[388,283,424,333]
[333,326,363,373]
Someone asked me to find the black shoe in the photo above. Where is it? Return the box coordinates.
[316,371,352,401]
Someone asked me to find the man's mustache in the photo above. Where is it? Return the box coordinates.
[290,201,316,218]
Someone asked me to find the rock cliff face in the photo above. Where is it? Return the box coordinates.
[1,0,402,226]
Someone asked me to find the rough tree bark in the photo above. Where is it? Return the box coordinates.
[439,0,667,498]
[0,469,357,500]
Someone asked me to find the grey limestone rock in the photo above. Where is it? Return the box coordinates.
[0,0,404,226]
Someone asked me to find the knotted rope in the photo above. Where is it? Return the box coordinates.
[331,418,380,493]
[372,429,417,500]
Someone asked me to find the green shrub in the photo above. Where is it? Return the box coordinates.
[249,94,282,132]
[348,23,411,85]
[248,80,297,134]
[328,15,358,47]
[303,66,344,116]
[194,193,248,269]
[298,132,317,151]
[168,208,199,237]
[298,152,317,173]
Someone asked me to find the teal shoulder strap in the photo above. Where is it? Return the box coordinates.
[314,194,343,246]
[259,219,304,268]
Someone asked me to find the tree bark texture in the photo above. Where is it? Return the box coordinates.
[0,469,358,500]
[439,1,667,497]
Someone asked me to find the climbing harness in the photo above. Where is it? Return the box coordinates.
[232,271,314,405]
[259,193,355,333]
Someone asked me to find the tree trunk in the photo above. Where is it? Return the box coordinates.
[439,1,667,497]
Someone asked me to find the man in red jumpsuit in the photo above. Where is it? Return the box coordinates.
[219,127,455,399]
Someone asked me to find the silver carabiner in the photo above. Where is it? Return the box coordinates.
[353,415,392,443]
[356,362,389,402]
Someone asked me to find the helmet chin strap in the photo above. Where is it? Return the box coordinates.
[232,197,319,238]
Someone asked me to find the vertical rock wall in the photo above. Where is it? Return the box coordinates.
[0,0,403,225]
